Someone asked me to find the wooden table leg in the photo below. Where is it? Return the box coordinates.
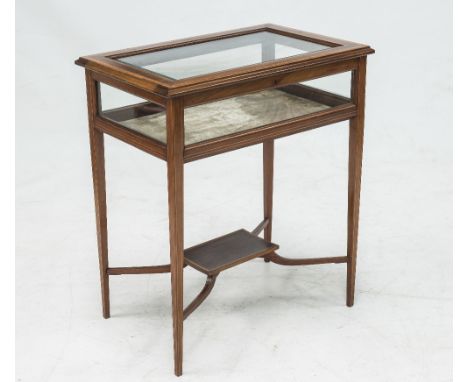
[346,57,367,307]
[166,98,185,376]
[261,38,276,250]
[86,70,110,319]
[263,140,274,262]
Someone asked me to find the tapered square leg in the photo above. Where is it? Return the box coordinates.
[166,98,185,376]
[86,70,110,318]
[263,140,274,262]
[346,57,367,307]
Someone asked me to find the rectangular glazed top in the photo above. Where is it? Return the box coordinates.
[76,24,374,98]
[118,31,329,80]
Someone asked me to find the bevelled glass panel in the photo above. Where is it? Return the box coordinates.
[117,31,329,80]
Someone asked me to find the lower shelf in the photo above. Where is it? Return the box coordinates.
[184,229,279,275]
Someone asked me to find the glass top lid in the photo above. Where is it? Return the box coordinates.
[118,31,329,80]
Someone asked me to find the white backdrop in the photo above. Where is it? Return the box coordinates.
[16,0,452,381]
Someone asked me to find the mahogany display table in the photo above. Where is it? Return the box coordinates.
[75,24,374,376]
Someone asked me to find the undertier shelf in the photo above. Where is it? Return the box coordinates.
[184,229,279,275]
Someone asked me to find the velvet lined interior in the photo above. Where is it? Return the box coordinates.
[120,89,329,145]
